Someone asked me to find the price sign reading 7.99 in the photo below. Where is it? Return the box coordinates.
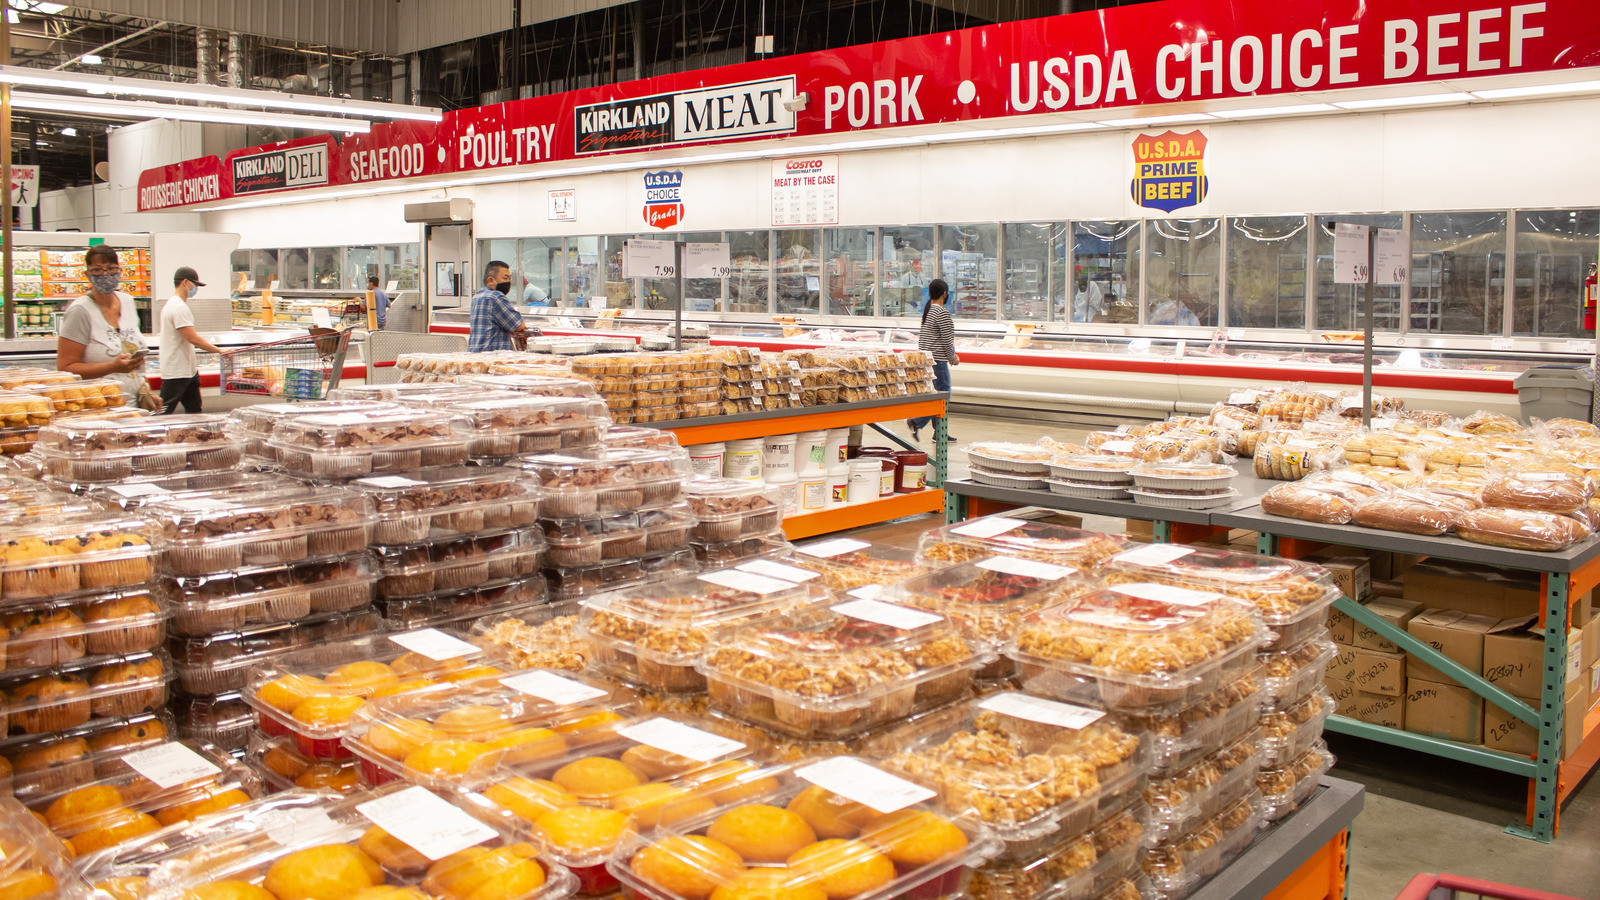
[623,239,675,278]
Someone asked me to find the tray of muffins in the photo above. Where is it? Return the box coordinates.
[228,398,398,462]
[0,795,75,899]
[376,574,549,632]
[545,547,701,603]
[262,407,475,479]
[33,413,242,484]
[144,486,375,577]
[2,713,172,797]
[246,734,365,795]
[164,553,378,637]
[0,645,171,737]
[170,691,254,752]
[85,470,278,511]
[469,604,593,674]
[374,527,547,600]
[170,606,385,697]
[348,466,543,544]
[0,510,156,601]
[386,391,611,458]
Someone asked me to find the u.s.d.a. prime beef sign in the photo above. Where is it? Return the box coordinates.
[138,0,1600,210]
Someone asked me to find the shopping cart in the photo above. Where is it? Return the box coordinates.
[219,327,352,399]
[1395,874,1583,900]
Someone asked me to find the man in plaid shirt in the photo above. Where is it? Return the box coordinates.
[468,259,528,352]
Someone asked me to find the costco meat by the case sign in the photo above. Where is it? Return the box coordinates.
[138,0,1600,211]
[1131,131,1209,212]
[643,170,684,230]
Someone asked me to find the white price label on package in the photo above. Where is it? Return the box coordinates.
[1112,544,1196,567]
[108,483,171,498]
[976,556,1076,581]
[388,628,478,661]
[736,559,821,583]
[358,786,498,861]
[358,475,427,488]
[500,671,607,705]
[618,718,745,762]
[949,517,1024,539]
[846,584,884,601]
[123,743,222,789]
[979,693,1105,730]
[1097,441,1137,453]
[698,570,794,595]
[796,758,935,814]
[797,538,870,558]
[262,808,353,847]
[1108,582,1222,607]
[832,599,941,630]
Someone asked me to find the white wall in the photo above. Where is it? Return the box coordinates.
[202,95,1600,245]
[35,120,207,234]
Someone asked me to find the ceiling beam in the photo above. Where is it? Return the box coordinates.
[51,20,165,69]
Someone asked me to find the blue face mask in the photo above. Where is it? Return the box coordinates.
[187,284,198,299]
[88,273,120,294]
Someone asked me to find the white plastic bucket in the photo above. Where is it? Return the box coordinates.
[722,438,764,482]
[795,430,829,475]
[798,472,829,513]
[826,469,850,509]
[766,473,799,517]
[848,459,881,506]
[824,427,850,471]
[685,442,725,478]
[761,433,798,481]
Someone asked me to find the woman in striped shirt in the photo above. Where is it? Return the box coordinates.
[908,278,957,442]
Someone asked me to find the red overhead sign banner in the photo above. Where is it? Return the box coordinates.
[138,0,1600,210]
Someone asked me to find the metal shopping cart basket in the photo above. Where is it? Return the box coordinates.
[219,327,351,399]
[1395,873,1582,900]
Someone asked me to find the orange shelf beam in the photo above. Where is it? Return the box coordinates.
[1262,832,1348,900]
[662,399,946,445]
[781,490,945,540]
[1558,704,1600,807]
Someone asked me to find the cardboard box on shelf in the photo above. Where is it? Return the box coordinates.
[1405,677,1484,744]
[1351,647,1405,696]
[1353,598,1423,653]
[1583,613,1599,673]
[1406,609,1500,683]
[1326,678,1357,715]
[1353,691,1404,729]
[1124,519,1153,538]
[1403,561,1540,621]
[1484,700,1538,756]
[1328,606,1354,645]
[1326,644,1361,684]
[1483,617,1546,701]
[1566,668,1593,758]
[1371,580,1406,600]
[1308,554,1372,604]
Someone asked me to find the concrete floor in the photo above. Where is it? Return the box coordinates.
[850,411,1600,899]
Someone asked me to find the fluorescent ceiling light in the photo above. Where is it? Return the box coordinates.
[1097,112,1215,127]
[799,136,925,152]
[1211,103,1336,118]
[59,126,74,136]
[10,90,372,132]
[1472,80,1600,100]
[1332,92,1473,110]
[0,65,440,121]
[11,2,67,13]
[79,54,102,65]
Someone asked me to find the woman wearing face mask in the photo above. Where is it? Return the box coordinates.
[157,266,225,414]
[57,244,146,406]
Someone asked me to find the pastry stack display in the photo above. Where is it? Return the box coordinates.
[713,346,760,416]
[683,476,786,569]
[966,442,1056,491]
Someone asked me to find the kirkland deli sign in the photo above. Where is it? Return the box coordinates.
[232,143,330,195]
[575,76,797,154]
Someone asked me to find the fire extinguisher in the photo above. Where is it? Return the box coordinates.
[1586,264,1598,332]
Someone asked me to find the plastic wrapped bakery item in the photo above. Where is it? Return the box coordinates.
[1140,728,1263,841]
[687,531,788,570]
[1087,805,1149,895]
[1258,634,1337,709]
[374,527,545,599]
[171,607,383,696]
[789,538,938,593]
[1101,545,1337,650]
[637,504,697,554]
[247,734,364,794]
[1121,670,1264,773]
[1256,741,1334,822]
[1009,585,1267,708]
[699,601,981,739]
[146,486,374,577]
[343,669,636,789]
[1253,437,1341,481]
[1482,469,1594,514]
[514,449,689,517]
[0,711,171,797]
[1350,491,1461,535]
[685,477,783,541]
[882,556,1101,680]
[966,442,1055,476]
[966,830,1100,900]
[579,574,826,693]
[33,413,242,482]
[1141,792,1263,898]
[348,467,542,543]
[0,795,75,898]
[19,738,261,855]
[1,511,155,600]
[602,424,684,453]
[541,513,645,569]
[170,691,253,751]
[326,381,485,403]
[1257,688,1335,768]
[266,408,473,477]
[543,547,697,604]
[1128,463,1236,495]
[470,603,592,673]
[243,628,511,759]
[1259,481,1359,524]
[861,692,1145,852]
[84,470,277,511]
[460,373,602,399]
[146,782,578,900]
[165,553,376,636]
[917,513,1131,569]
[0,647,171,734]
[0,586,167,668]
[0,389,54,431]
[1049,453,1138,485]
[609,757,1001,900]
[397,391,610,457]
[1455,506,1592,551]
[229,399,397,461]
[376,574,547,631]
[1461,410,1522,436]
[17,377,124,414]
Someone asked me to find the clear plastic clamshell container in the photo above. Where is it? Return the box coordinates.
[170,607,384,696]
[349,467,542,544]
[966,830,1101,900]
[1257,688,1335,769]
[1008,585,1268,708]
[461,373,601,399]
[0,647,171,735]
[882,556,1101,680]
[398,391,609,457]
[639,503,697,554]
[543,513,645,569]
[376,574,547,632]
[17,377,124,413]
[19,738,261,856]
[344,669,636,790]
[0,795,75,899]
[33,413,239,482]
[1088,804,1150,895]
[599,424,683,453]
[684,477,783,542]
[790,538,942,593]
[1258,633,1336,709]
[607,756,1001,900]
[469,603,592,674]
[230,399,396,460]
[578,573,827,693]
[0,585,167,668]
[1102,544,1339,650]
[374,527,547,599]
[1123,668,1264,774]
[698,599,983,739]
[688,531,788,570]
[247,734,364,795]
[146,486,375,577]
[965,442,1054,476]
[170,692,253,751]
[0,511,155,600]
[265,408,472,478]
[1256,741,1333,823]
[545,548,702,604]
[1140,728,1263,841]
[515,449,689,518]
[1140,792,1262,898]
[917,513,1131,569]
[2,712,172,795]
[164,553,376,636]
[326,381,485,403]
[244,628,511,759]
[85,470,278,511]
[862,692,1147,853]
[137,782,578,900]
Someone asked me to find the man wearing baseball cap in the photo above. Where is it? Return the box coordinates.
[158,266,225,414]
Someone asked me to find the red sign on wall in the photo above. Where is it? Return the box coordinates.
[138,0,1600,211]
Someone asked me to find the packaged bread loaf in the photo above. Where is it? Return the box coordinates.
[1461,411,1522,436]
[1351,492,1457,536]
[1455,507,1591,551]
[1481,469,1593,514]
[1260,483,1357,524]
